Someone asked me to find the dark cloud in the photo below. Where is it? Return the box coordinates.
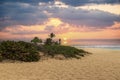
[47,7,120,28]
[0,0,120,6]
[0,2,48,30]
[0,0,120,31]
[0,0,54,5]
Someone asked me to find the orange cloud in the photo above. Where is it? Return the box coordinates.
[44,18,63,27]
[107,22,120,29]
[58,22,120,41]
[0,18,120,42]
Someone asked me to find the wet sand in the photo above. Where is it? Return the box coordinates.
[0,48,120,80]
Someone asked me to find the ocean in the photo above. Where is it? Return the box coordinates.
[72,39,120,50]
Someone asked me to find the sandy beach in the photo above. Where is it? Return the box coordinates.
[0,48,120,80]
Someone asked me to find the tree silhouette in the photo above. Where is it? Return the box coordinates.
[44,38,52,45]
[49,33,55,39]
[31,37,42,45]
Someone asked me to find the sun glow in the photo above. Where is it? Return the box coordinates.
[63,37,68,44]
[46,18,63,27]
[63,37,67,40]
[63,41,67,44]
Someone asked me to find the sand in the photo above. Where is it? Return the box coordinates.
[0,48,120,80]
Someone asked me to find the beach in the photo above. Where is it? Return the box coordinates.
[0,48,120,80]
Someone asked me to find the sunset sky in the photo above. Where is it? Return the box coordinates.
[0,0,120,44]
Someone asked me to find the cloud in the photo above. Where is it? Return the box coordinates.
[1,20,120,41]
[2,18,117,36]
[77,4,120,15]
[1,0,119,7]
[49,7,120,28]
[0,0,54,5]
[61,0,120,6]
[0,2,48,30]
[0,0,120,41]
[0,0,120,31]
[106,22,120,30]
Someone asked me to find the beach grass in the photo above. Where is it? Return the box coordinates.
[40,45,89,59]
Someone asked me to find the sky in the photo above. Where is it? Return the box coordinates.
[0,0,120,45]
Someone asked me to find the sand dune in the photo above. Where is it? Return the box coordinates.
[0,48,120,80]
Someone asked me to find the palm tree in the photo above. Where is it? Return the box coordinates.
[49,33,55,39]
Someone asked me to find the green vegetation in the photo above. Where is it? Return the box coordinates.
[0,48,2,62]
[0,54,2,62]
[0,41,40,62]
[45,33,57,45]
[31,37,42,45]
[41,45,88,59]
[44,38,52,45]
[0,33,90,62]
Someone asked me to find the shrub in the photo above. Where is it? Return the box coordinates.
[44,38,52,45]
[0,41,40,62]
[31,37,42,45]
[0,54,3,62]
[0,45,3,62]
[41,45,88,59]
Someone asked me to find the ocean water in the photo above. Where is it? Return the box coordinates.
[72,39,120,50]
